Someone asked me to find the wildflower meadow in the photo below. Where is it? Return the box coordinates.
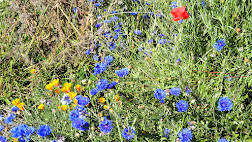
[0,0,252,141]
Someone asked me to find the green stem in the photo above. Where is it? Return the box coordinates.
[115,114,123,142]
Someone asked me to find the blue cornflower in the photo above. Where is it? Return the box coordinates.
[73,8,78,13]
[134,30,142,35]
[75,95,90,106]
[10,124,36,140]
[11,106,19,111]
[217,138,229,142]
[90,88,99,95]
[0,136,6,142]
[37,125,51,138]
[69,110,80,121]
[75,106,89,119]
[130,12,138,15]
[154,89,166,100]
[113,34,118,39]
[95,3,101,7]
[103,56,113,66]
[146,2,150,5]
[104,31,111,38]
[201,0,206,7]
[11,124,27,138]
[108,42,116,51]
[107,81,117,89]
[115,67,129,77]
[158,39,168,45]
[178,128,193,142]
[171,2,177,9]
[95,23,102,28]
[164,128,170,138]
[179,19,183,24]
[170,87,181,96]
[72,119,89,131]
[0,125,3,131]
[4,113,16,124]
[114,28,121,32]
[24,126,36,138]
[214,39,225,52]
[96,79,109,92]
[122,126,136,140]
[176,100,189,112]
[185,87,192,96]
[111,10,117,14]
[160,34,166,37]
[86,49,91,55]
[99,117,113,134]
[93,63,107,76]
[148,39,153,43]
[61,94,72,105]
[93,54,99,61]
[89,0,95,2]
[217,97,233,111]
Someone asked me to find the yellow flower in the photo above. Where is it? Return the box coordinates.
[75,85,81,91]
[12,99,20,106]
[46,83,54,91]
[38,104,44,110]
[52,79,59,87]
[74,99,78,105]
[244,58,249,63]
[114,95,120,102]
[30,69,36,74]
[61,82,72,93]
[17,102,25,111]
[58,105,67,111]
[99,97,105,103]
[68,92,77,99]
[103,105,108,110]
[13,138,19,142]
[55,89,60,94]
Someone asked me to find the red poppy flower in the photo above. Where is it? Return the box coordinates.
[171,6,189,21]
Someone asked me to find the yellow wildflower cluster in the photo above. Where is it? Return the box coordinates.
[30,69,36,74]
[12,99,25,111]
[61,82,72,93]
[46,79,59,91]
